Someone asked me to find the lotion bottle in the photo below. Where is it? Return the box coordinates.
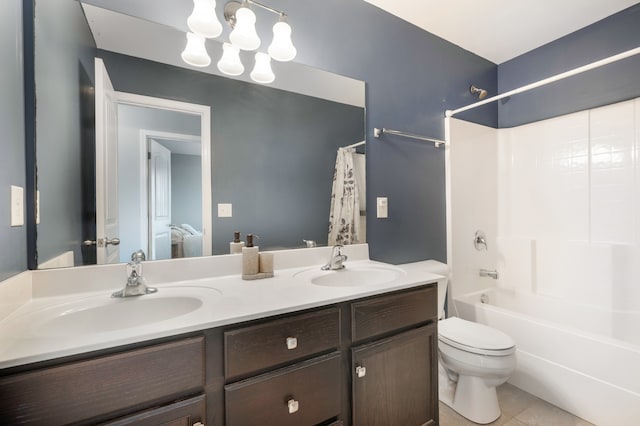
[242,234,259,277]
[230,231,245,254]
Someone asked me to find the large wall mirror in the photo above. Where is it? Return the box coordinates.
[33,0,366,269]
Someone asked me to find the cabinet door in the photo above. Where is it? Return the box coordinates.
[352,325,437,426]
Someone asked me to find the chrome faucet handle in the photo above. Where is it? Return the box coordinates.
[474,230,488,250]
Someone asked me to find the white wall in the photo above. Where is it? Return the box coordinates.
[447,118,498,298]
[449,97,640,315]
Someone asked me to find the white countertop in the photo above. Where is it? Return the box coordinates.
[0,246,446,369]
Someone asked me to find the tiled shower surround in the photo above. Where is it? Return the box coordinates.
[446,96,640,425]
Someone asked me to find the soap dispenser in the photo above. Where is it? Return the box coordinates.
[241,234,259,277]
[230,231,245,254]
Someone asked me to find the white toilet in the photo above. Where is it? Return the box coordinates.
[423,260,516,424]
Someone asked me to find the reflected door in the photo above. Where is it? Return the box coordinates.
[95,58,120,264]
[149,140,172,260]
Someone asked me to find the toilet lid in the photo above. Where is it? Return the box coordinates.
[439,317,515,355]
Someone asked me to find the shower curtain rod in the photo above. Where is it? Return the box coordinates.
[374,127,445,148]
[343,140,366,148]
[445,46,640,117]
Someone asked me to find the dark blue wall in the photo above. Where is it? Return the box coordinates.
[57,0,499,264]
[498,4,640,128]
[34,0,96,266]
[267,0,497,263]
[0,0,27,281]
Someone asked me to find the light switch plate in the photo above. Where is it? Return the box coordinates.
[218,203,232,218]
[10,185,24,227]
[376,197,388,219]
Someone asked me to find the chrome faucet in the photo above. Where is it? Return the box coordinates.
[479,269,499,280]
[112,250,158,298]
[321,245,348,270]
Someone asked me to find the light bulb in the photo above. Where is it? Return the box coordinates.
[268,21,296,62]
[217,43,244,76]
[181,32,211,67]
[250,52,275,84]
[187,0,223,38]
[229,7,260,51]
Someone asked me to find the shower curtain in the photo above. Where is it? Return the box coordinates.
[328,147,360,245]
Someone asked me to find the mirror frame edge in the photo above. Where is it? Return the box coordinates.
[24,0,38,270]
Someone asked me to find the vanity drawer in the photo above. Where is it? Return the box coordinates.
[224,307,340,379]
[0,336,204,425]
[351,285,437,342]
[225,352,341,426]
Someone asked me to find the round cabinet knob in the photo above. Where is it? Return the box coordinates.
[355,365,366,378]
[287,398,299,414]
[286,336,298,350]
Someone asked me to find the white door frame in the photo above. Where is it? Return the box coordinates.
[115,91,213,257]
[138,130,202,256]
[95,58,121,264]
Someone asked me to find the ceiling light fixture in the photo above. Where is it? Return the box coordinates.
[181,32,212,67]
[217,42,245,76]
[228,2,261,51]
[250,52,275,84]
[187,0,223,38]
[268,17,296,62]
[182,0,296,83]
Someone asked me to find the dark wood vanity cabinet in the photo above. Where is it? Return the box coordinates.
[0,337,206,425]
[350,285,439,426]
[223,307,342,426]
[352,326,438,426]
[0,283,438,426]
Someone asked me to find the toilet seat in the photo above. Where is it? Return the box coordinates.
[439,317,515,356]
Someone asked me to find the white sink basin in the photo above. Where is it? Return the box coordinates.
[294,263,405,287]
[28,286,222,337]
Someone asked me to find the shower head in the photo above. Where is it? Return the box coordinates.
[470,85,488,100]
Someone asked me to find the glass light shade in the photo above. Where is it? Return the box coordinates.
[217,43,244,76]
[181,32,211,67]
[229,7,260,51]
[268,21,296,62]
[188,0,223,38]
[250,52,275,84]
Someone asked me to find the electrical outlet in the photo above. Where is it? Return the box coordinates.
[10,185,24,227]
[218,203,232,218]
[376,197,388,219]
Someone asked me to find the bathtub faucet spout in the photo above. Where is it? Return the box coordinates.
[479,269,498,279]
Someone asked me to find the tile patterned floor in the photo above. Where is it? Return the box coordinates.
[439,383,595,426]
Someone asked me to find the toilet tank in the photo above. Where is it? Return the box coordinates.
[421,260,450,319]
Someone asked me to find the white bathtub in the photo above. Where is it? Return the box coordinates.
[454,288,640,426]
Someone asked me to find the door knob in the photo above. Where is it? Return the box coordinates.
[85,237,121,247]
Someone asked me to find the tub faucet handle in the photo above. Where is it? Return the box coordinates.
[474,230,488,250]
